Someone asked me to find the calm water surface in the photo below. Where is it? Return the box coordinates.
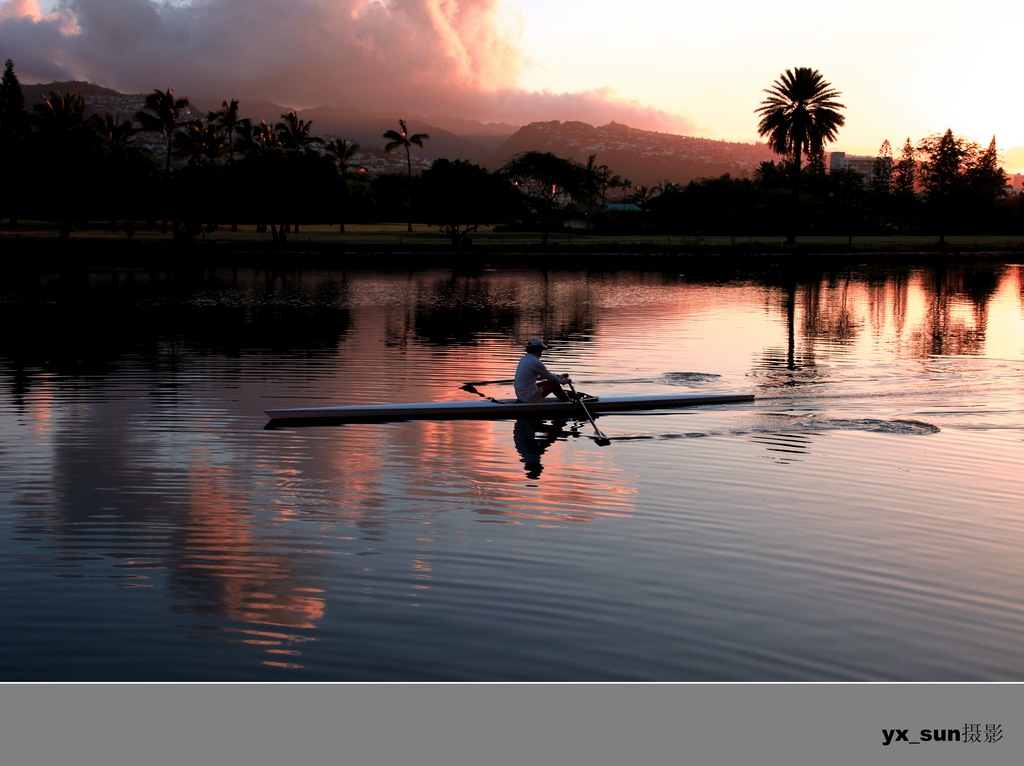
[1,260,1022,681]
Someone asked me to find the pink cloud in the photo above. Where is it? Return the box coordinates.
[0,0,692,133]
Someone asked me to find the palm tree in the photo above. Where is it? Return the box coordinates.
[326,138,360,175]
[585,153,606,207]
[612,177,632,204]
[135,87,192,231]
[207,99,247,163]
[174,121,223,166]
[135,87,192,180]
[32,91,91,238]
[276,111,323,152]
[755,67,845,243]
[326,138,361,232]
[383,118,430,232]
[654,179,681,196]
[33,90,87,129]
[236,119,279,156]
[634,184,654,211]
[89,109,135,147]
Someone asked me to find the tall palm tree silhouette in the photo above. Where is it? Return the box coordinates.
[756,67,845,243]
[383,119,430,232]
[327,138,361,176]
[33,91,90,238]
[327,138,362,233]
[135,87,192,232]
[135,87,192,180]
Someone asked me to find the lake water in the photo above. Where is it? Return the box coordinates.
[2,258,1022,681]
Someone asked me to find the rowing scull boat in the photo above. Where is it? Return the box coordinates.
[265,392,754,426]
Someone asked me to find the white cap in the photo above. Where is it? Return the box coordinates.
[526,338,549,349]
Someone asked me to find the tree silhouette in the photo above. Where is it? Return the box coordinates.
[326,138,361,232]
[207,99,249,230]
[0,58,25,128]
[32,92,97,238]
[326,138,361,175]
[135,87,193,179]
[500,150,594,244]
[612,176,633,204]
[918,129,971,245]
[135,87,193,231]
[276,111,323,152]
[175,121,223,166]
[0,58,29,228]
[870,139,893,195]
[756,67,845,243]
[207,99,248,164]
[383,119,430,232]
[584,154,611,208]
[420,159,516,246]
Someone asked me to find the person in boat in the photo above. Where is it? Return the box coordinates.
[514,338,571,402]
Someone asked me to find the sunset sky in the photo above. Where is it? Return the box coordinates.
[2,0,1022,171]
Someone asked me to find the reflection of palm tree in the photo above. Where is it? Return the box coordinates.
[383,119,430,232]
[756,67,845,243]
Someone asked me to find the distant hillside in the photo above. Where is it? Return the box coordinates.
[486,121,776,185]
[21,80,777,182]
[288,104,510,166]
[22,80,125,102]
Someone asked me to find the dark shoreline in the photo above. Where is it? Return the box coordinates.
[3,234,1023,272]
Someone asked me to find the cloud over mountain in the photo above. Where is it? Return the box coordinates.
[0,0,694,133]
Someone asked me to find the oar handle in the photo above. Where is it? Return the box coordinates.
[567,380,609,443]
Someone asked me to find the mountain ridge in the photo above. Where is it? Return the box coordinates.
[23,80,777,183]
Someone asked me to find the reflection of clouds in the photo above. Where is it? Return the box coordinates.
[181,448,327,666]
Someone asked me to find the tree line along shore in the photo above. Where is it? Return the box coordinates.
[1,60,1021,253]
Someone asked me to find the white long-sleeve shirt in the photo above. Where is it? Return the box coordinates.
[514,352,565,400]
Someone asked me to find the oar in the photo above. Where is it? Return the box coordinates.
[567,380,610,446]
[461,379,516,397]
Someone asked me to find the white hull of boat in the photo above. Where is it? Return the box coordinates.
[265,392,754,425]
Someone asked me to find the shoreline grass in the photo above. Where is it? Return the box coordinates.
[2,221,1022,262]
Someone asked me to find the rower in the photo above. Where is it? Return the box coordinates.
[514,338,571,403]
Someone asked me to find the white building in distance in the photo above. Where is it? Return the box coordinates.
[829,152,883,178]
